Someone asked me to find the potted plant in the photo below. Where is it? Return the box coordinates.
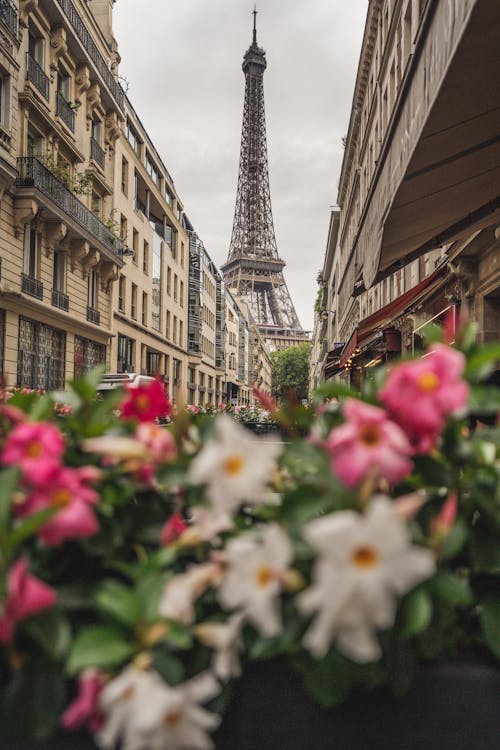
[0,323,498,749]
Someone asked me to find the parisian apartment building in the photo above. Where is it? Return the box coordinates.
[311,0,499,390]
[0,0,272,406]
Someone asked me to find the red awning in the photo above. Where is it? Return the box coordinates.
[357,265,448,345]
[339,330,358,368]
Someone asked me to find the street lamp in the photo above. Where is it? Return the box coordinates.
[320,309,336,322]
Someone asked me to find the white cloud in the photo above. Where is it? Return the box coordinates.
[113,0,367,330]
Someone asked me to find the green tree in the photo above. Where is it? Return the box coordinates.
[271,343,311,402]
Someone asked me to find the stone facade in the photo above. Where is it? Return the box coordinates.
[313,0,500,385]
[0,0,268,405]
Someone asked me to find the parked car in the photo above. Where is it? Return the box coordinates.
[97,373,155,395]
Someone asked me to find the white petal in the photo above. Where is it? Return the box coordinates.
[336,624,382,663]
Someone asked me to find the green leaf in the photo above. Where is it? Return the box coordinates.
[7,506,57,553]
[69,365,106,401]
[428,572,472,607]
[95,580,141,627]
[468,385,500,413]
[67,625,134,675]
[440,518,468,560]
[470,522,500,573]
[465,344,500,382]
[29,395,56,421]
[412,455,451,488]
[479,592,500,659]
[313,382,359,401]
[152,649,186,686]
[421,322,443,345]
[163,619,193,650]
[24,608,71,661]
[136,572,171,622]
[0,664,65,742]
[400,588,433,639]
[0,467,21,533]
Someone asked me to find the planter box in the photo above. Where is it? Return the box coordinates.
[2,661,498,750]
[213,659,500,750]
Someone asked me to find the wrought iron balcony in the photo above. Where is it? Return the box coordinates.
[56,91,75,132]
[54,0,124,111]
[0,0,18,38]
[26,54,49,101]
[16,157,124,258]
[87,306,100,325]
[52,289,69,311]
[21,273,43,300]
[90,137,105,170]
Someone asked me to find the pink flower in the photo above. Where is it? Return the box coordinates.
[120,378,171,423]
[326,399,412,488]
[18,466,99,546]
[253,389,277,414]
[379,344,469,451]
[0,559,57,644]
[431,493,458,542]
[61,670,104,733]
[1,421,65,484]
[134,423,178,463]
[160,512,188,545]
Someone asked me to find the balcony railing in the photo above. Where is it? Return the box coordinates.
[55,0,124,111]
[56,91,75,132]
[16,158,124,257]
[0,0,18,38]
[90,137,105,170]
[21,273,43,300]
[87,306,100,325]
[26,54,49,101]
[52,289,69,311]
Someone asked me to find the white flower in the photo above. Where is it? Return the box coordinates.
[195,612,246,681]
[218,524,293,637]
[159,563,223,624]
[297,496,435,662]
[97,667,220,750]
[188,506,233,542]
[188,415,282,514]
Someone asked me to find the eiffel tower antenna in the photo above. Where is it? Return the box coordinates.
[222,15,309,350]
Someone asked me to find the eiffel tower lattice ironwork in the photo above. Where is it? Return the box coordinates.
[222,11,308,350]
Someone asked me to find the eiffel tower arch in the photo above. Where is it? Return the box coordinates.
[222,13,310,351]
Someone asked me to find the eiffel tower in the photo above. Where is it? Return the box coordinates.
[222,11,309,351]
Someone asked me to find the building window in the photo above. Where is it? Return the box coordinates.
[23,224,40,279]
[118,275,125,312]
[146,350,162,375]
[91,116,102,145]
[126,120,142,156]
[17,317,66,390]
[28,29,44,65]
[74,336,105,379]
[166,310,170,340]
[145,152,161,189]
[121,157,129,196]
[52,250,68,311]
[179,320,183,346]
[91,191,102,215]
[173,315,177,344]
[120,214,128,244]
[180,242,185,268]
[0,309,5,374]
[167,267,171,295]
[132,229,138,263]
[117,333,134,373]
[88,268,98,309]
[142,292,148,326]
[0,71,11,128]
[131,283,137,319]
[143,241,149,274]
[151,224,162,332]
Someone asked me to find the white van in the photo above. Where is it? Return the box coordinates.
[97,373,155,395]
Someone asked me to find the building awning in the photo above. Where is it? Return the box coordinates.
[351,0,500,292]
[357,265,449,345]
[339,330,358,369]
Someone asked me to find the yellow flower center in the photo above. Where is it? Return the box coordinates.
[224,454,244,476]
[52,489,71,507]
[359,424,381,447]
[256,565,273,588]
[136,394,150,412]
[165,710,183,728]
[26,441,43,459]
[417,372,440,392]
[351,545,379,569]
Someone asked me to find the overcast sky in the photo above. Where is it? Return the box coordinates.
[113,0,367,332]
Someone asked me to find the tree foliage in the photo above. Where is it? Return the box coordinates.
[271,343,311,402]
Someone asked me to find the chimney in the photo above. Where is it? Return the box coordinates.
[89,0,115,47]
